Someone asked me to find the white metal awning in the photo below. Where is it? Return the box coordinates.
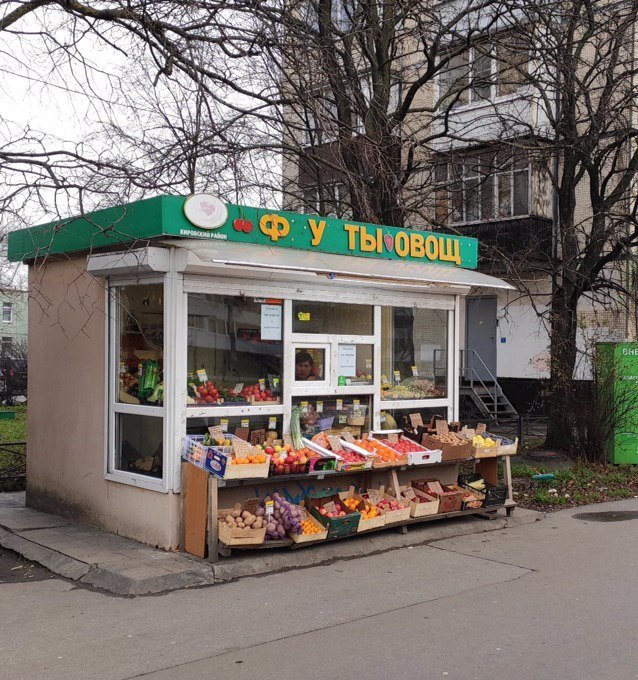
[171,239,515,291]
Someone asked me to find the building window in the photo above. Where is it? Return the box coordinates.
[301,94,338,147]
[440,38,528,108]
[302,182,351,218]
[1,337,11,354]
[497,38,529,96]
[2,302,13,323]
[435,149,529,224]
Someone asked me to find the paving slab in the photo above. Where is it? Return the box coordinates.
[0,506,72,531]
[0,503,216,595]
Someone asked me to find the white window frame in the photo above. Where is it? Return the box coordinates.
[436,151,531,225]
[106,276,168,493]
[104,271,460,495]
[437,38,530,111]
[182,277,456,437]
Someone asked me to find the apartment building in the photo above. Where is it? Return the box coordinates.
[282,2,637,415]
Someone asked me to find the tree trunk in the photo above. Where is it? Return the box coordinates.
[544,285,579,450]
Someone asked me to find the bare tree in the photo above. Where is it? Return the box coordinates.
[471,1,638,450]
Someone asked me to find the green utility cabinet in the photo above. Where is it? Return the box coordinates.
[597,343,638,464]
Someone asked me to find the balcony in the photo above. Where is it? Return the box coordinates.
[441,215,553,271]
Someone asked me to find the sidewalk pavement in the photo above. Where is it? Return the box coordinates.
[0,491,543,595]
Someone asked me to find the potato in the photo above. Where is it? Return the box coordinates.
[241,510,250,520]
[253,518,263,529]
[236,520,245,528]
[244,516,255,527]
[225,514,234,523]
[231,509,241,519]
[226,516,235,525]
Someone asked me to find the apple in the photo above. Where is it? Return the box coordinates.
[264,446,275,455]
[319,507,327,515]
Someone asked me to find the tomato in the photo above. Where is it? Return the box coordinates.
[204,395,214,403]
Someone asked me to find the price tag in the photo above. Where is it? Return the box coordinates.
[409,413,424,428]
[323,500,338,514]
[387,432,399,443]
[268,416,277,430]
[380,414,386,423]
[328,435,343,451]
[353,399,360,407]
[233,382,244,394]
[241,418,250,429]
[365,358,372,370]
[282,434,294,447]
[338,414,347,424]
[336,399,343,410]
[265,499,274,516]
[196,368,208,383]
[316,401,324,413]
[342,431,355,443]
[393,370,401,384]
[411,365,419,377]
[435,419,449,435]
[258,379,266,392]
[232,439,252,458]
[208,425,225,443]
[250,429,265,445]
[300,401,309,413]
[220,419,229,433]
[402,487,417,501]
[367,489,382,505]
[381,375,389,385]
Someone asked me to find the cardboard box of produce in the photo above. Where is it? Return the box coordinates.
[399,485,440,517]
[338,486,385,532]
[411,479,465,513]
[459,427,500,458]
[362,486,410,524]
[288,509,328,544]
[421,434,472,461]
[218,503,267,546]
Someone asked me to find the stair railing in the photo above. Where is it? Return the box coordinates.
[459,349,500,420]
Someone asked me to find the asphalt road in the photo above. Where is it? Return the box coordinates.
[1,498,637,680]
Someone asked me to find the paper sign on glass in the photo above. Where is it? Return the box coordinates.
[260,304,282,340]
[338,344,357,377]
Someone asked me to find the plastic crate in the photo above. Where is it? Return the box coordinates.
[458,473,508,508]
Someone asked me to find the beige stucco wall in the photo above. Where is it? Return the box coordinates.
[26,257,180,549]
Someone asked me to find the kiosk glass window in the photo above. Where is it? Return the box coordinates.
[187,294,283,406]
[292,301,373,335]
[381,307,448,399]
[117,284,164,406]
[115,413,163,478]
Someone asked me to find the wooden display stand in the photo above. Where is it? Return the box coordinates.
[180,452,515,562]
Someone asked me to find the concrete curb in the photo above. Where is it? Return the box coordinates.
[0,527,91,580]
[0,502,543,595]
[211,509,544,582]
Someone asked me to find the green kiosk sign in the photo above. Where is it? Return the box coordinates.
[8,194,478,269]
[597,342,638,464]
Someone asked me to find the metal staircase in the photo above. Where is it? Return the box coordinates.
[459,350,518,424]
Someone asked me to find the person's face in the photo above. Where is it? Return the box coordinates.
[295,361,313,380]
